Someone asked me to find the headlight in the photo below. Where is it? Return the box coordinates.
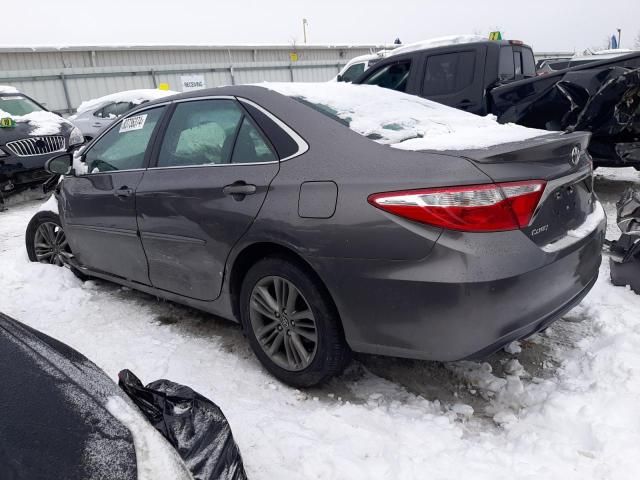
[68,126,84,146]
[0,148,7,157]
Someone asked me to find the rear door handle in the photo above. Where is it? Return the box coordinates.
[223,181,257,200]
[456,99,474,109]
[114,187,133,197]
[92,123,104,127]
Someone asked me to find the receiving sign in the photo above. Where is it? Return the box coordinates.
[181,75,207,92]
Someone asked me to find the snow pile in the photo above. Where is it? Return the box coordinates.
[75,89,178,115]
[265,82,549,151]
[389,35,488,57]
[0,85,19,94]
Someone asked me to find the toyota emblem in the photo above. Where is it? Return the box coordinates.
[570,146,580,166]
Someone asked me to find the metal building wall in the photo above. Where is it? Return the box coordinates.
[0,45,384,113]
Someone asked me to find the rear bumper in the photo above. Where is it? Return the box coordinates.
[310,212,604,361]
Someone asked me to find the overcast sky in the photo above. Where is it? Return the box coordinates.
[3,0,639,52]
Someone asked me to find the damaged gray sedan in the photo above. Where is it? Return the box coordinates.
[28,83,604,387]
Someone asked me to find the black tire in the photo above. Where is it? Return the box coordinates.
[25,211,87,281]
[240,256,350,388]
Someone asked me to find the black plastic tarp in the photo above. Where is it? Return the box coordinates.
[118,369,248,480]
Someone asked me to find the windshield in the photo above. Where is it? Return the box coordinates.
[264,82,547,151]
[0,94,45,116]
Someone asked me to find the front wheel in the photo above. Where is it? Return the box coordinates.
[240,256,350,387]
[25,210,86,280]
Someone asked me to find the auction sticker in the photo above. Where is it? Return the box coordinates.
[119,114,147,133]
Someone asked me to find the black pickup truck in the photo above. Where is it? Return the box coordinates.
[354,40,640,169]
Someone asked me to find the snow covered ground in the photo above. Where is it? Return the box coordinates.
[1,168,639,479]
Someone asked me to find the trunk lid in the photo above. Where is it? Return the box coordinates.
[457,132,596,247]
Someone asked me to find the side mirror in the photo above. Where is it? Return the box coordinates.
[336,74,344,82]
[45,153,73,175]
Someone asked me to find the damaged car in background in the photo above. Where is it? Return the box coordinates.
[27,83,604,387]
[354,36,640,169]
[0,85,83,203]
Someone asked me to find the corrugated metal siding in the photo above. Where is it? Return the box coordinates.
[0,45,388,113]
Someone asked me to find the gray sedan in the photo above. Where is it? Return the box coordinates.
[28,83,604,387]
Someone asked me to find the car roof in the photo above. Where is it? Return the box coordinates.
[386,37,530,58]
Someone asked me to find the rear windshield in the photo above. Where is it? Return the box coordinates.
[263,82,546,151]
[0,94,44,116]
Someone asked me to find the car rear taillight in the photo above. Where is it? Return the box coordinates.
[368,180,546,232]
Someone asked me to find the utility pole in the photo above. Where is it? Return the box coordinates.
[303,18,308,44]
[617,28,621,48]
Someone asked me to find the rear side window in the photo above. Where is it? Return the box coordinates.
[514,51,523,76]
[498,46,515,81]
[157,99,242,167]
[231,118,277,164]
[340,62,366,82]
[241,101,298,158]
[522,49,536,76]
[157,99,277,168]
[422,51,475,96]
[362,61,411,92]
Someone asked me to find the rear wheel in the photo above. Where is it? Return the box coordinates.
[240,256,350,387]
[26,211,86,281]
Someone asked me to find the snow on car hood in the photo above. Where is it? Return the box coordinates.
[264,82,550,151]
[75,89,179,115]
[388,35,488,57]
[0,108,69,136]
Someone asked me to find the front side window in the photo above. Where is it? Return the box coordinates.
[422,51,475,96]
[157,99,275,167]
[340,62,366,82]
[363,61,411,92]
[84,106,165,173]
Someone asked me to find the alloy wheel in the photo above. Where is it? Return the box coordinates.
[33,221,71,266]
[249,275,318,371]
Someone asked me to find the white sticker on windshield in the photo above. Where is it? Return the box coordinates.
[119,114,147,133]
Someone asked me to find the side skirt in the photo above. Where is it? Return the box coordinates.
[70,264,238,323]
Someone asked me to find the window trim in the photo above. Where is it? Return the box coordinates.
[81,95,309,174]
[146,95,308,170]
[79,102,171,176]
